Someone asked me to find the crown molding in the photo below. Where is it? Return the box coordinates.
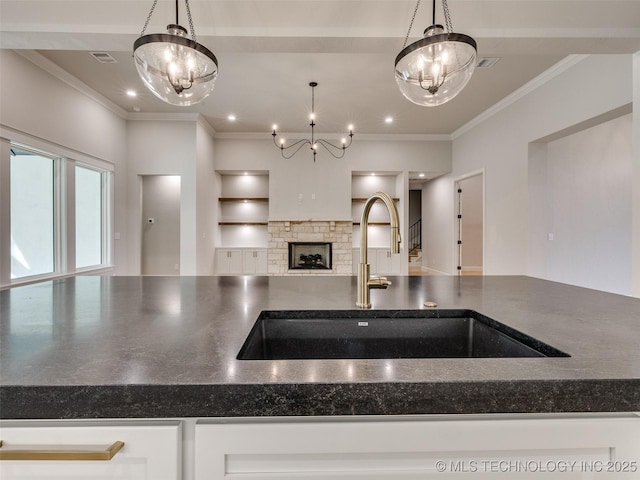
[126,112,216,136]
[16,50,129,120]
[214,132,451,142]
[197,115,217,137]
[126,112,200,122]
[451,54,590,140]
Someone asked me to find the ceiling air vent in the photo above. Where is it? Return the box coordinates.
[477,57,500,69]
[90,52,118,64]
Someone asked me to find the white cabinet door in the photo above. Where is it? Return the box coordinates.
[242,249,267,275]
[376,248,391,274]
[367,248,378,275]
[195,415,640,480]
[216,249,243,274]
[0,420,181,480]
[375,249,402,275]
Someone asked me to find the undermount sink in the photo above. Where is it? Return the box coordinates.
[237,309,569,360]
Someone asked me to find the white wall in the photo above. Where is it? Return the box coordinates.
[421,174,454,274]
[0,50,128,277]
[633,52,640,297]
[126,119,198,275]
[452,55,635,294]
[215,138,450,222]
[195,121,218,275]
[536,114,632,295]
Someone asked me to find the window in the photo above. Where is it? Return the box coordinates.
[10,147,57,280]
[5,142,111,286]
[76,165,104,268]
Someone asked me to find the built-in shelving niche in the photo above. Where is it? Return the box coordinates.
[217,172,269,248]
[351,173,400,243]
[351,173,404,275]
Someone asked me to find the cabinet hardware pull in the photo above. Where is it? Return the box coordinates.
[0,440,124,461]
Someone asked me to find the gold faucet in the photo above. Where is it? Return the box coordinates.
[357,192,401,308]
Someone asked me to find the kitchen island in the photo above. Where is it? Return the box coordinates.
[1,275,639,418]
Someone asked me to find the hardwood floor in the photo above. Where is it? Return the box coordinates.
[408,264,483,276]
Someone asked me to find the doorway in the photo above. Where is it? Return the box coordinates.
[408,189,423,274]
[141,175,181,275]
[456,173,483,275]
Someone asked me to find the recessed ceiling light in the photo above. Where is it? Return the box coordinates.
[228,114,237,121]
[419,173,425,178]
[370,173,376,176]
[385,117,393,124]
[243,172,248,176]
[126,90,137,97]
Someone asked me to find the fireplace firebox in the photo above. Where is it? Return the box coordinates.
[288,242,332,270]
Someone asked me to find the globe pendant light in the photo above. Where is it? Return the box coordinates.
[133,0,218,106]
[395,0,476,107]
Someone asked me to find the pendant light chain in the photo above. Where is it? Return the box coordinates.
[184,0,197,42]
[442,0,454,33]
[402,0,422,49]
[140,0,159,37]
[139,0,197,40]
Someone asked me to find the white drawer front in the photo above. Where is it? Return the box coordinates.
[0,421,181,480]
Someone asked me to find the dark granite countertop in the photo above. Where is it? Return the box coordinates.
[1,275,639,419]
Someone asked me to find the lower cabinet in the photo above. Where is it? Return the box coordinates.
[0,420,181,480]
[375,248,402,275]
[243,249,268,274]
[216,248,267,275]
[352,248,403,276]
[3,415,639,480]
[194,415,640,480]
[216,249,243,275]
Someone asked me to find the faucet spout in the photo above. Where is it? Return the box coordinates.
[357,192,401,308]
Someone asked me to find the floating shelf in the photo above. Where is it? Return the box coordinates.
[352,198,400,203]
[352,222,392,226]
[218,222,268,226]
[219,197,269,202]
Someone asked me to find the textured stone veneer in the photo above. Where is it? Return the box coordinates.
[268,220,353,275]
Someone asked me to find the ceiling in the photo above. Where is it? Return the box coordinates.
[1,0,640,136]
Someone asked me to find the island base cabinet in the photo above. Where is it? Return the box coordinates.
[0,421,181,480]
[194,415,640,480]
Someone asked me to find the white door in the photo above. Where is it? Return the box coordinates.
[456,173,483,275]
[141,175,181,275]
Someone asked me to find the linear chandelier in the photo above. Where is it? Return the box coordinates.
[271,82,354,162]
[133,0,218,106]
[395,0,477,106]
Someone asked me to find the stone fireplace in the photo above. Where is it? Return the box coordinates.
[268,220,352,275]
[289,242,332,270]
